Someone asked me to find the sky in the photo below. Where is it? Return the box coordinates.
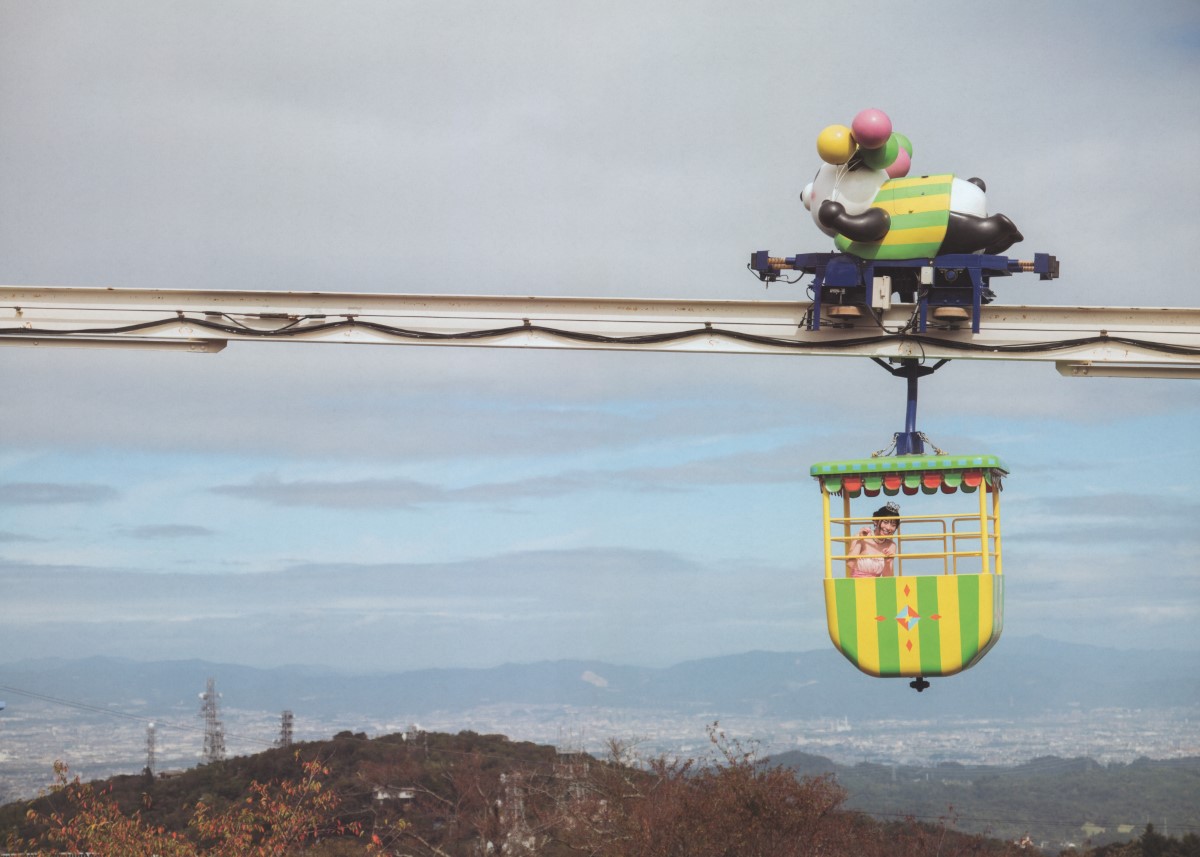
[1,0,1199,674]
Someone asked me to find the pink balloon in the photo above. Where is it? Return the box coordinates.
[886,147,911,178]
[852,108,892,149]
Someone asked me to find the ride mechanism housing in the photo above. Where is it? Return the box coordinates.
[749,249,1060,333]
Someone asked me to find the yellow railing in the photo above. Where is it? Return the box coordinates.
[825,509,1001,577]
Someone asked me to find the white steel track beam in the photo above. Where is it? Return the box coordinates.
[0,334,227,353]
[2,285,1199,377]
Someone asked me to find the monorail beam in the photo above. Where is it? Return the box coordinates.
[2,286,1199,376]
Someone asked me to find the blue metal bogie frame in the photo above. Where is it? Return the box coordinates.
[749,251,1059,333]
[872,356,947,455]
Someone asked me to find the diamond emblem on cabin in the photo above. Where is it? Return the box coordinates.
[876,604,942,632]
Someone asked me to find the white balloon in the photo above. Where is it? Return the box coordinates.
[808,163,889,237]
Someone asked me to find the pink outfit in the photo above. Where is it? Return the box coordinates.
[848,537,895,578]
[849,555,888,578]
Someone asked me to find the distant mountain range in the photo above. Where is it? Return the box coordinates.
[2,636,1197,721]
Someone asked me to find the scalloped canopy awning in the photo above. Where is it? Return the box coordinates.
[810,454,1008,497]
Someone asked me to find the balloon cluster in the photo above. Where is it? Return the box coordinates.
[816,108,912,179]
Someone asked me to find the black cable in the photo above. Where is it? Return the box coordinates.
[4,315,1200,358]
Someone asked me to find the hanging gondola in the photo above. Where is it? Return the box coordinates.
[807,346,1010,691]
[811,452,1007,692]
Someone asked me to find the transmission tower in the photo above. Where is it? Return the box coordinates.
[199,677,225,763]
[277,710,294,748]
[500,771,533,853]
[554,727,590,812]
[144,722,156,775]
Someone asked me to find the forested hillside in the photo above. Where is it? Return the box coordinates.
[0,728,1023,856]
[775,751,1200,849]
[3,729,1197,856]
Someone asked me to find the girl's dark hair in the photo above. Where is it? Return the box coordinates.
[872,501,901,521]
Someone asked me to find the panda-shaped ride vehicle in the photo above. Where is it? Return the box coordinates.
[752,109,1056,331]
[801,108,1023,261]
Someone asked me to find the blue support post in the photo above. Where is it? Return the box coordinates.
[875,357,946,456]
[896,369,923,455]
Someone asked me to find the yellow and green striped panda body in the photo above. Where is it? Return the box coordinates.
[802,162,1016,260]
[834,174,955,261]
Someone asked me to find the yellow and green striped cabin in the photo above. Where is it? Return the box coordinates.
[834,173,953,261]
[811,454,1008,680]
[823,573,1003,677]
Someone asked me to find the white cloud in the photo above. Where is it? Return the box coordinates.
[123,524,217,540]
[0,482,118,505]
[0,531,45,543]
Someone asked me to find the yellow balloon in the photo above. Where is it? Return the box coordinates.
[817,124,856,165]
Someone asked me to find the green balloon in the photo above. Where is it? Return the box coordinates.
[892,132,913,158]
[862,135,899,170]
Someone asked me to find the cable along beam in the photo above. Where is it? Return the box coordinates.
[2,286,1199,374]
